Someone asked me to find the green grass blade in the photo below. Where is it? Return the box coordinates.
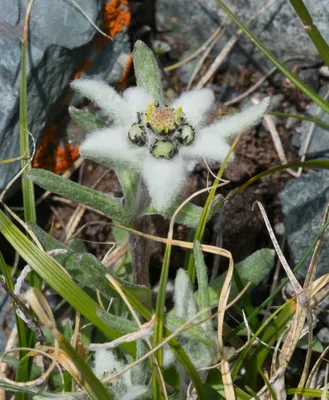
[19,27,36,225]
[152,244,172,399]
[236,159,329,194]
[215,0,329,114]
[0,253,29,399]
[187,134,237,284]
[259,369,277,400]
[289,0,329,67]
[232,299,295,380]
[17,32,33,390]
[270,111,329,130]
[0,209,135,355]
[286,388,329,398]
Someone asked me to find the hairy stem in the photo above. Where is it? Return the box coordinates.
[129,216,151,288]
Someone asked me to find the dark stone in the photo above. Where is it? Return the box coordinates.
[280,170,329,279]
[298,85,329,159]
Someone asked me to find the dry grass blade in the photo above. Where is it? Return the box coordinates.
[187,27,226,90]
[252,98,298,177]
[322,363,329,400]
[0,346,63,389]
[217,248,235,398]
[164,27,223,72]
[27,289,107,398]
[255,200,309,380]
[194,35,238,90]
[255,201,304,299]
[305,345,329,398]
[276,203,329,380]
[297,204,329,399]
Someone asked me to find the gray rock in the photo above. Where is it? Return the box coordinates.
[317,327,329,344]
[298,85,329,159]
[156,0,329,82]
[280,170,329,279]
[77,32,131,84]
[0,0,106,191]
[298,68,320,93]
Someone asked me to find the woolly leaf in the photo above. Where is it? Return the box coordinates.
[205,248,275,307]
[69,106,106,133]
[133,40,164,105]
[174,269,198,320]
[28,169,129,225]
[193,240,211,323]
[97,309,138,335]
[166,314,216,352]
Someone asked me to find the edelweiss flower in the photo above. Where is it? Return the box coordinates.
[71,79,269,210]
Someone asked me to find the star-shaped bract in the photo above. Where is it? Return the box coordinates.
[71,79,269,211]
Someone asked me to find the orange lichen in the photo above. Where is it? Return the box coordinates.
[33,125,80,174]
[118,53,133,89]
[73,60,93,81]
[97,0,131,50]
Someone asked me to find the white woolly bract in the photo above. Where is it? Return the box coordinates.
[142,157,187,211]
[93,350,148,400]
[71,79,127,126]
[123,87,154,117]
[172,88,215,126]
[73,78,270,212]
[93,349,126,379]
[174,269,198,320]
[200,96,270,139]
[80,127,145,169]
[163,345,176,369]
[180,131,231,163]
[120,386,149,400]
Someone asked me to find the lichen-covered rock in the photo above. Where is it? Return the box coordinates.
[0,0,106,191]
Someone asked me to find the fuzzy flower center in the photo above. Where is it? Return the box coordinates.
[145,102,182,134]
[128,103,195,159]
